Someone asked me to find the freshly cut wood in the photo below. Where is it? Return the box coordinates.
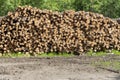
[0,6,120,55]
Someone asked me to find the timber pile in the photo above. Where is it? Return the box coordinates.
[0,6,120,55]
[116,18,120,24]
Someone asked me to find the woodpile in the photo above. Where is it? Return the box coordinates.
[116,18,120,24]
[0,17,3,22]
[0,6,120,55]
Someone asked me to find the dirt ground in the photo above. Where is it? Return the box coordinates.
[0,55,120,80]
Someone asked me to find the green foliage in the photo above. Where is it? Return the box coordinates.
[40,0,75,11]
[100,0,120,18]
[73,0,120,18]
[0,0,120,18]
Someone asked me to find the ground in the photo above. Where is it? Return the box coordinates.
[0,55,120,80]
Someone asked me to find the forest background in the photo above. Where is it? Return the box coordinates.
[0,0,120,18]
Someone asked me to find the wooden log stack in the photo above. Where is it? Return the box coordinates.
[115,18,120,24]
[0,6,120,55]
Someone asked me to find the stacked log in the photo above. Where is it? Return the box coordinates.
[116,18,120,24]
[0,6,120,55]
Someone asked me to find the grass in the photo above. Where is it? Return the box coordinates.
[0,49,120,58]
[38,52,74,57]
[0,52,74,58]
[111,50,120,55]
[87,50,107,56]
[87,50,120,56]
[93,61,120,71]
[88,50,120,71]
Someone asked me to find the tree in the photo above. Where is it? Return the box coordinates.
[73,0,120,18]
[101,0,120,18]
[0,0,120,18]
